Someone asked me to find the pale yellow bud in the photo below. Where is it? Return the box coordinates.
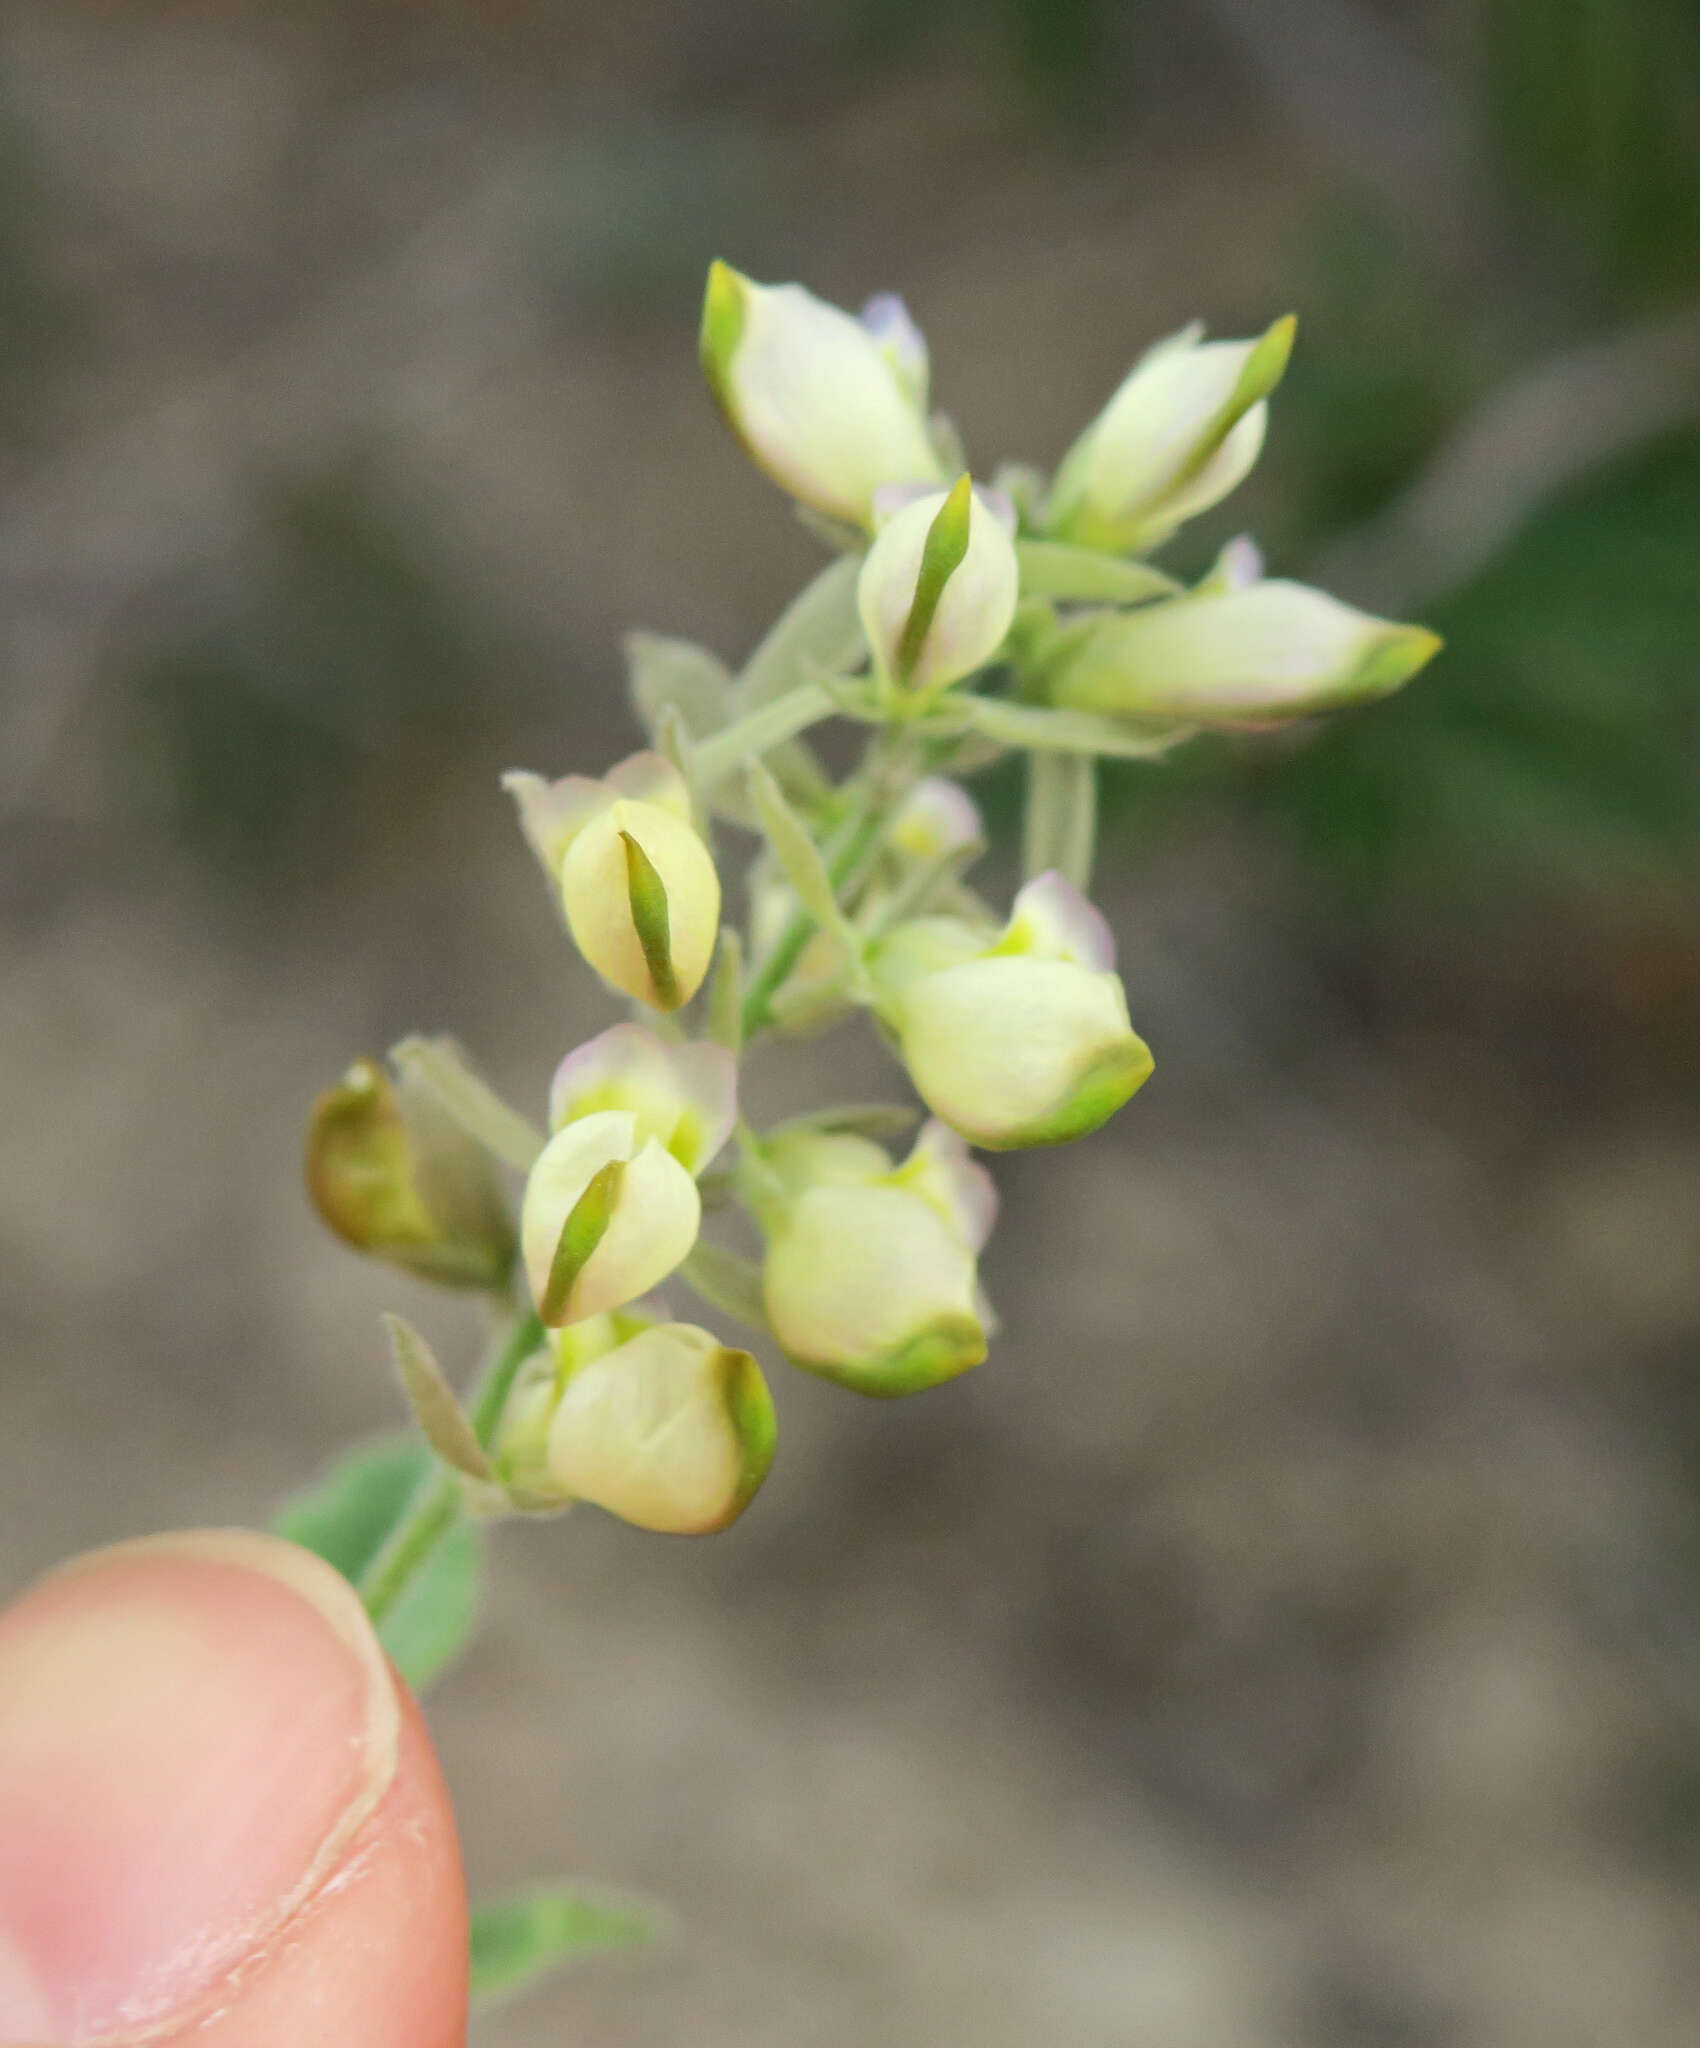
[1048,579,1443,729]
[520,1110,701,1326]
[548,1023,736,1175]
[872,874,1152,1149]
[761,1121,995,1396]
[1046,317,1295,554]
[546,1321,776,1534]
[559,796,721,1010]
[699,261,944,527]
[857,478,1019,695]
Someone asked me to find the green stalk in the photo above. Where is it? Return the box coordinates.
[359,1308,544,1626]
[739,801,890,1040]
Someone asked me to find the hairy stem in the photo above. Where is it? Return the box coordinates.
[359,1308,544,1625]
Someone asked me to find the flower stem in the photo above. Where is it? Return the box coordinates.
[739,734,917,1040]
[358,1308,544,1626]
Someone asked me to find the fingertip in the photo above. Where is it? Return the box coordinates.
[0,1531,467,2047]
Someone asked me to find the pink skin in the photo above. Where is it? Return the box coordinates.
[0,1533,468,2048]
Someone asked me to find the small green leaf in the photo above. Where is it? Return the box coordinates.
[273,1436,483,1691]
[469,1884,662,2006]
[1023,750,1098,890]
[1014,541,1181,605]
[734,553,864,710]
[620,831,680,1009]
[963,696,1194,760]
[896,474,973,681]
[540,1159,623,1323]
[746,760,864,982]
[390,1036,543,1174]
[381,1313,493,1483]
[625,631,733,745]
[678,1240,769,1330]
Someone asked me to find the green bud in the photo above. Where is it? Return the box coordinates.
[305,1057,514,1289]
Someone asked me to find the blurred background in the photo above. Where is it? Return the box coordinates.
[2,1,1698,2041]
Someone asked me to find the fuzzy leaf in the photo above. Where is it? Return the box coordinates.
[381,1313,493,1483]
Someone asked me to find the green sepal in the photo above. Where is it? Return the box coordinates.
[539,1159,624,1323]
[381,1312,495,1486]
[973,1034,1155,1151]
[620,830,681,1010]
[719,1345,779,1519]
[697,258,746,413]
[895,473,973,683]
[787,1312,988,1398]
[390,1035,544,1173]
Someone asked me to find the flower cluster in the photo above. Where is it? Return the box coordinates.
[308,262,1440,1539]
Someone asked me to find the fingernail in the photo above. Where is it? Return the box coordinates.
[0,1531,400,2044]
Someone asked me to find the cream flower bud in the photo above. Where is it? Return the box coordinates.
[1046,317,1295,554]
[1047,579,1443,729]
[546,1321,776,1535]
[521,1110,701,1326]
[871,874,1153,1150]
[857,476,1020,695]
[761,1120,995,1396]
[549,1023,736,1176]
[305,1055,514,1289]
[891,776,984,862]
[699,261,944,527]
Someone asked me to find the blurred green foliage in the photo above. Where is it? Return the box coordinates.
[1477,0,1700,302]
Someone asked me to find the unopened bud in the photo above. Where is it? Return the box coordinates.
[857,477,1019,695]
[890,776,984,863]
[1047,579,1443,728]
[761,1120,995,1396]
[521,1110,701,1326]
[547,1320,776,1534]
[871,874,1153,1150]
[549,1023,736,1176]
[1045,317,1295,554]
[305,1056,514,1289]
[503,751,719,1009]
[699,261,944,527]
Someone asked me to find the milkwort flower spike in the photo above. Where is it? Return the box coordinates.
[305,257,1444,1571]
